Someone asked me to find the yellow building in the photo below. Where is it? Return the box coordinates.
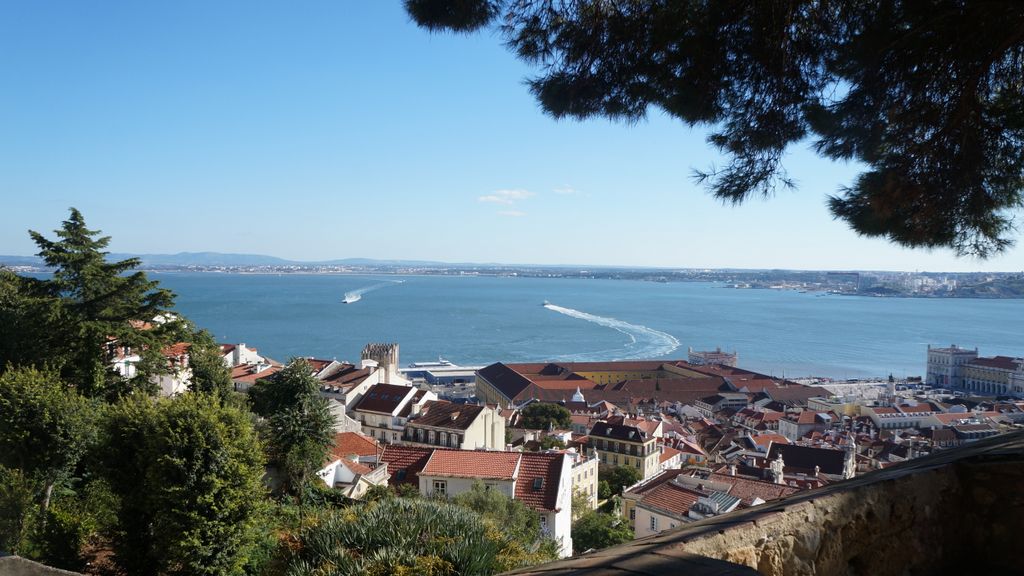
[589,421,660,481]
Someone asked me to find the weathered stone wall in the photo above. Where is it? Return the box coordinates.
[508,430,1024,576]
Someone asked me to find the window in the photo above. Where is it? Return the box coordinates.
[533,477,543,490]
[629,509,635,521]
[539,514,549,534]
[650,516,658,531]
[433,480,447,495]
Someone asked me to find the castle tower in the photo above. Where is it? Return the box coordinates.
[362,342,400,384]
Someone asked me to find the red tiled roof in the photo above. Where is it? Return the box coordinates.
[705,472,799,506]
[970,356,1022,370]
[407,400,486,431]
[379,445,433,486]
[352,384,416,414]
[638,482,701,517]
[659,446,681,464]
[421,449,521,480]
[161,342,190,357]
[330,432,380,460]
[219,344,236,354]
[514,452,564,512]
[231,364,282,383]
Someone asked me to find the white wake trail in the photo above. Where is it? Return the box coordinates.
[543,303,680,361]
[343,280,403,303]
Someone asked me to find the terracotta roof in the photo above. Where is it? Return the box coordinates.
[637,482,701,517]
[379,445,433,486]
[421,449,521,480]
[660,446,682,464]
[706,472,799,506]
[231,364,282,384]
[514,452,564,512]
[352,384,416,414]
[969,356,1022,370]
[161,342,190,357]
[219,344,236,354]
[407,400,486,431]
[321,365,371,387]
[751,433,789,448]
[330,432,380,460]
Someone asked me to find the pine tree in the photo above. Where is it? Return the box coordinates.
[27,208,177,397]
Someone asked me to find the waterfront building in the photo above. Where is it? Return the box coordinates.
[927,344,1024,397]
[687,346,738,367]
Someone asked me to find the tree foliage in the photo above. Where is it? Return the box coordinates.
[520,402,572,430]
[405,0,1024,256]
[252,359,337,498]
[452,481,554,552]
[600,465,642,497]
[186,329,235,399]
[7,208,179,398]
[571,510,633,554]
[97,394,267,576]
[0,367,97,516]
[0,465,37,556]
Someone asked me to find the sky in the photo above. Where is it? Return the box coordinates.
[1,2,1022,272]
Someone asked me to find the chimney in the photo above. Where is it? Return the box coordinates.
[729,463,737,476]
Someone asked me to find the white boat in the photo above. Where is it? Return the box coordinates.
[342,293,361,304]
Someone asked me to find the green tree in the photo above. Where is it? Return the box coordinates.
[571,510,633,554]
[520,402,572,430]
[186,329,234,399]
[252,359,336,499]
[0,465,37,555]
[0,270,63,372]
[0,367,97,516]
[25,208,177,397]
[452,481,555,553]
[571,488,592,522]
[405,1,1024,257]
[537,436,566,450]
[97,394,268,576]
[600,465,642,497]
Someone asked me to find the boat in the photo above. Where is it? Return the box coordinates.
[342,293,361,304]
[542,300,550,306]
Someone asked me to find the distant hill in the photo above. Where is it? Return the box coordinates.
[0,252,450,268]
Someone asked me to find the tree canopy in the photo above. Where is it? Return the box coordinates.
[97,394,267,576]
[10,208,179,397]
[405,0,1024,257]
[520,402,572,430]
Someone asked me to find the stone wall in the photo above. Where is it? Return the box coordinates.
[508,430,1024,575]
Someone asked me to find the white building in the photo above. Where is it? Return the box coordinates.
[380,446,574,557]
[926,345,979,389]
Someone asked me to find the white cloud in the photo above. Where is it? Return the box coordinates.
[497,210,527,217]
[553,185,580,195]
[478,189,535,205]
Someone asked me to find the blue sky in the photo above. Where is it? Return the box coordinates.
[1,2,1021,272]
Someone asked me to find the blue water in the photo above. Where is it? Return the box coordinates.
[151,272,1023,379]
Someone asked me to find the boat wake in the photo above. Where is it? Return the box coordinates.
[542,302,680,361]
[342,280,403,304]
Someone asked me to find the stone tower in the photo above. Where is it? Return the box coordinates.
[362,342,400,383]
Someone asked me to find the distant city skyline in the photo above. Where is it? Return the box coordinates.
[1,2,1022,273]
